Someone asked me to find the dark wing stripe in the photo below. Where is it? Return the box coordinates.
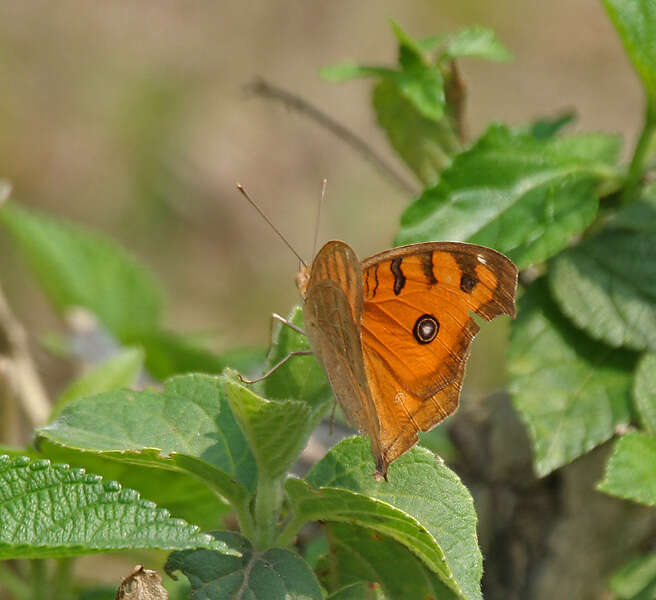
[390,258,406,295]
[372,265,380,297]
[420,251,438,285]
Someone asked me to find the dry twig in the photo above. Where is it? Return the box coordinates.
[245,78,419,196]
[0,184,50,434]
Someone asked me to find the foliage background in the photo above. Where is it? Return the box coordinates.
[0,0,642,354]
[0,0,650,595]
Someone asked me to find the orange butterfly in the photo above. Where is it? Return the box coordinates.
[238,185,518,480]
[296,240,517,480]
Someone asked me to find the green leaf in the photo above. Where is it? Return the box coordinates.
[36,442,230,532]
[166,531,322,599]
[634,354,656,433]
[320,63,395,82]
[607,183,656,232]
[508,279,635,476]
[598,432,656,506]
[609,553,656,600]
[417,33,448,52]
[37,374,257,509]
[52,347,144,419]
[0,455,233,559]
[285,477,454,588]
[389,20,427,70]
[263,306,331,428]
[0,201,164,338]
[529,110,577,140]
[318,522,459,600]
[393,67,445,122]
[373,78,458,186]
[396,124,621,269]
[78,587,120,600]
[549,230,656,352]
[306,437,482,600]
[440,26,512,62]
[321,21,457,185]
[326,581,384,600]
[222,371,312,480]
[603,0,656,103]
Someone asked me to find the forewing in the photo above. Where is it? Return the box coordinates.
[303,241,383,469]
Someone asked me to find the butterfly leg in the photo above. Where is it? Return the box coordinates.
[238,350,313,384]
[272,312,307,336]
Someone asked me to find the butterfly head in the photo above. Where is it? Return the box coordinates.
[296,264,311,298]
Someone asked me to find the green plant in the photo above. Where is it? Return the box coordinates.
[1,2,655,598]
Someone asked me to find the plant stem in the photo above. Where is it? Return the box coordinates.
[622,102,656,204]
[53,558,74,600]
[274,514,305,548]
[30,560,47,600]
[253,476,283,549]
[0,562,30,600]
[235,499,256,542]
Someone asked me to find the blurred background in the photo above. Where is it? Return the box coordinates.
[0,1,641,379]
[0,1,647,595]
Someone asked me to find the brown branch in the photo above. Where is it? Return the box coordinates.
[0,284,50,429]
[244,78,419,196]
[0,185,50,432]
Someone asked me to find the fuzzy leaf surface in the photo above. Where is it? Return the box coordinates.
[372,78,459,186]
[285,478,452,586]
[550,230,656,352]
[508,279,635,476]
[326,582,384,600]
[598,432,656,506]
[166,531,322,599]
[634,353,656,433]
[0,455,232,559]
[223,372,312,480]
[396,124,621,268]
[306,437,481,600]
[37,374,256,508]
[317,522,459,600]
[37,441,230,532]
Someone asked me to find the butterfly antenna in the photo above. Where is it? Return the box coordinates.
[236,184,308,268]
[312,178,327,259]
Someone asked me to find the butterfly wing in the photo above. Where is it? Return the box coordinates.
[303,241,384,471]
[360,242,517,474]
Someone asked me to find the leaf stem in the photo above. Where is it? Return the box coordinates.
[30,560,47,600]
[253,476,283,549]
[235,499,256,541]
[622,102,656,204]
[53,557,74,600]
[274,514,306,548]
[0,562,30,600]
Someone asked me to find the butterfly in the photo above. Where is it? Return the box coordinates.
[295,240,517,480]
[236,184,517,480]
